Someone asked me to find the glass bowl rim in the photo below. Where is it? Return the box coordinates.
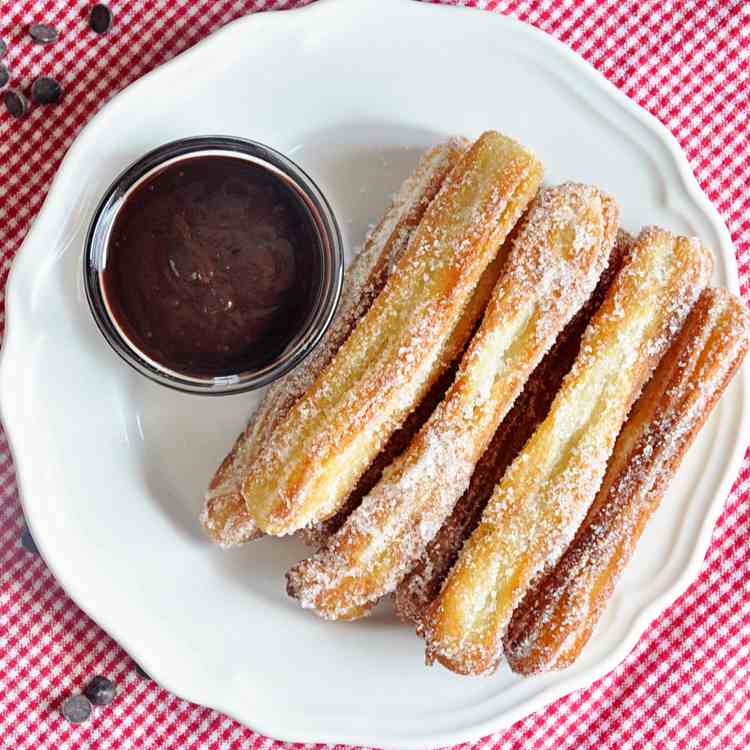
[83,135,344,395]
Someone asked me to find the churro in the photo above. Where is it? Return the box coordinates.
[287,183,619,620]
[393,230,632,625]
[298,359,459,550]
[201,138,469,547]
[245,131,544,537]
[298,210,537,551]
[298,249,506,553]
[422,226,713,675]
[504,287,750,675]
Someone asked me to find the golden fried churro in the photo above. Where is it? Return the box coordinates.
[297,243,510,550]
[287,184,619,620]
[245,131,544,537]
[201,138,469,547]
[504,287,750,675]
[422,227,713,675]
[298,211,539,551]
[298,351,460,551]
[393,230,633,626]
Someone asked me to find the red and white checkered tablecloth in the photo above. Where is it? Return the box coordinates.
[1,1,749,748]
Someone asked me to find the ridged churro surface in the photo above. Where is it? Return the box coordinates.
[245,132,544,537]
[504,287,750,675]
[287,184,618,620]
[422,226,713,675]
[393,230,632,625]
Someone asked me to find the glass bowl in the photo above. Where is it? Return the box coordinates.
[83,136,343,395]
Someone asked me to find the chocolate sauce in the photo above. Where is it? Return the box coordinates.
[103,155,320,377]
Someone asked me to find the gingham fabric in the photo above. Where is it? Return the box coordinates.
[1,1,749,748]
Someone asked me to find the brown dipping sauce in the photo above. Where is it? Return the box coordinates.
[103,156,320,378]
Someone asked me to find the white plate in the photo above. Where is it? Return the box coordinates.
[2,1,747,747]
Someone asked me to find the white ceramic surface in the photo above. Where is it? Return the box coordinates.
[1,1,747,747]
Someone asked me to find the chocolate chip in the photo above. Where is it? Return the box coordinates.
[90,4,113,35]
[0,63,8,89]
[84,675,117,706]
[61,695,92,724]
[31,76,62,105]
[20,525,38,554]
[29,23,58,45]
[4,89,29,118]
[134,663,151,680]
[0,38,7,58]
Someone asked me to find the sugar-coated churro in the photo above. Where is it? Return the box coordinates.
[393,230,633,626]
[298,357,460,551]
[422,226,713,675]
[201,138,469,547]
[244,131,544,537]
[298,234,511,550]
[299,211,536,551]
[504,287,750,675]
[287,183,618,620]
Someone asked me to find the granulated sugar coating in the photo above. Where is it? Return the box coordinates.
[298,358,462,551]
[504,287,750,675]
[201,138,468,547]
[393,230,633,626]
[422,226,714,676]
[242,131,543,538]
[286,183,618,621]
